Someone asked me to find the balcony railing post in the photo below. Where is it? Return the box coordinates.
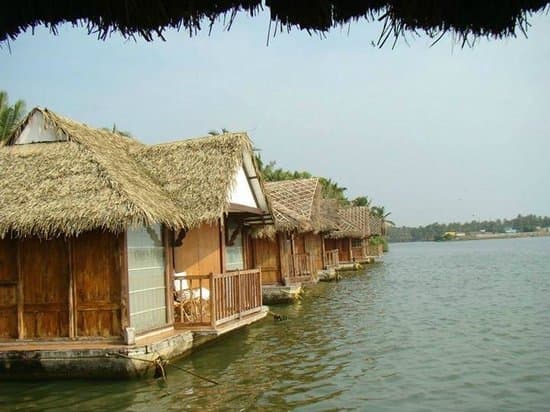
[237,270,242,319]
[209,273,215,328]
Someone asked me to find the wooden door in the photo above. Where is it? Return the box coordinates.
[73,231,123,337]
[0,238,18,339]
[20,237,70,339]
[304,233,323,272]
[253,238,281,285]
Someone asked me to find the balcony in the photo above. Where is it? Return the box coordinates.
[174,269,263,330]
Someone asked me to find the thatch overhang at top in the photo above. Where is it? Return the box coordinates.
[133,133,272,229]
[327,206,371,239]
[369,215,383,236]
[319,198,340,233]
[0,108,185,238]
[1,1,548,43]
[263,178,322,234]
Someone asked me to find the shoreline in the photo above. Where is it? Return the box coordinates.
[390,231,550,243]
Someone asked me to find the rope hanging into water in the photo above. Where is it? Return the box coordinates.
[107,352,218,385]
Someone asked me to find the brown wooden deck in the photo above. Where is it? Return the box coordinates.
[174,269,263,330]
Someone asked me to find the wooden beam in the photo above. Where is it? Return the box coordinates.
[16,240,23,340]
[219,218,226,273]
[68,237,76,339]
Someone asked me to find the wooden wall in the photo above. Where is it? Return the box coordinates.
[174,223,222,276]
[73,231,123,337]
[0,238,17,339]
[0,231,124,341]
[324,238,352,262]
[21,237,70,339]
[304,233,324,273]
[252,237,281,285]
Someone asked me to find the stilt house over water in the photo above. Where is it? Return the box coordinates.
[134,133,273,331]
[0,108,271,379]
[252,178,326,287]
[324,206,376,263]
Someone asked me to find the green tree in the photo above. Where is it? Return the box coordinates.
[0,91,26,142]
[351,196,372,207]
[371,205,394,236]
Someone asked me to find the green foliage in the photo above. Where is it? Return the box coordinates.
[388,214,550,242]
[255,153,392,218]
[0,91,26,142]
[351,196,371,207]
[369,235,389,252]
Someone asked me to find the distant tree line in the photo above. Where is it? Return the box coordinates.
[388,214,550,242]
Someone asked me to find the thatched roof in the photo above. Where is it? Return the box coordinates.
[133,133,269,229]
[369,214,383,236]
[328,206,371,239]
[319,198,340,232]
[0,108,185,238]
[264,178,322,233]
[1,1,548,43]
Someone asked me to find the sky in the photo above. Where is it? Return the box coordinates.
[1,11,549,227]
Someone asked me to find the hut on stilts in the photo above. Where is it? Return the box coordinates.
[0,108,271,379]
[251,178,328,302]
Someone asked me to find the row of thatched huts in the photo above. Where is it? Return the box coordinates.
[0,108,384,379]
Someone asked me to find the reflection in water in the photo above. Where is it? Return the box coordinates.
[2,237,550,411]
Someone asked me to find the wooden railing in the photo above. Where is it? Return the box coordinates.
[324,249,340,269]
[174,269,263,328]
[286,253,314,284]
[213,269,262,326]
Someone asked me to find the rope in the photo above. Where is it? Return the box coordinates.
[107,352,218,385]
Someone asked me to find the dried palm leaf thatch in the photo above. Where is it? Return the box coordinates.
[319,198,340,232]
[1,1,548,43]
[261,178,322,235]
[0,108,185,238]
[369,214,383,236]
[134,133,254,229]
[328,206,371,239]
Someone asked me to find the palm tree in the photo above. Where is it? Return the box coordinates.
[0,91,26,142]
[371,205,395,236]
[351,196,372,207]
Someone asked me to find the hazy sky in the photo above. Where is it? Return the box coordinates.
[2,12,549,226]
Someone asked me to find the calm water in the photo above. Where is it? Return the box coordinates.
[2,237,549,411]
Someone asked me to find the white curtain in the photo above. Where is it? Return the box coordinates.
[127,225,167,333]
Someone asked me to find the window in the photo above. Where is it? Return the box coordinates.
[127,225,167,333]
[352,238,363,248]
[225,219,244,271]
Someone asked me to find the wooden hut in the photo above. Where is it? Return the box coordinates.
[252,178,326,290]
[0,108,193,378]
[324,206,374,264]
[0,109,269,379]
[134,133,272,330]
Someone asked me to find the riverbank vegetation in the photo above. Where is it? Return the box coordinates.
[388,214,550,242]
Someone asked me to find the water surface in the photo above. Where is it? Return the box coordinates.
[2,237,549,411]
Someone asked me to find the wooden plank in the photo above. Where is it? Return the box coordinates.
[219,219,226,273]
[16,240,23,340]
[68,238,75,339]
[73,231,122,338]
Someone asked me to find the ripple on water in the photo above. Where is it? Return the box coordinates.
[2,238,550,411]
